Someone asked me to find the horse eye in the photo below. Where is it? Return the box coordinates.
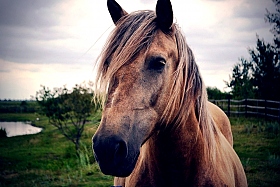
[148,57,166,72]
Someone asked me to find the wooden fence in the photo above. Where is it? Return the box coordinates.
[210,98,280,121]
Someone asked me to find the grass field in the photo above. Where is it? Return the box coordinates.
[230,117,280,186]
[0,113,279,186]
[0,112,113,187]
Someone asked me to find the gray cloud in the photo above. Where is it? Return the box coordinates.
[0,0,59,27]
[0,26,74,64]
[0,0,79,64]
[233,0,274,19]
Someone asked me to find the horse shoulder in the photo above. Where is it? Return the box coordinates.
[207,101,233,146]
[206,102,247,186]
[214,134,248,187]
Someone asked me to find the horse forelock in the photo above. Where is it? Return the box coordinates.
[95,10,158,102]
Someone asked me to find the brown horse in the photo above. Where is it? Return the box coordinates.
[93,0,247,186]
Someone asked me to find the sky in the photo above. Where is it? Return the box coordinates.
[0,0,275,100]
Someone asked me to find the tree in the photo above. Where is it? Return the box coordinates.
[265,0,280,51]
[36,82,98,151]
[225,58,255,99]
[20,101,28,113]
[226,0,280,100]
[206,87,228,100]
[249,36,280,100]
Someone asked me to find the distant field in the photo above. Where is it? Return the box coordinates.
[0,113,279,186]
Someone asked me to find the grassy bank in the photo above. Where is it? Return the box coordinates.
[0,113,279,186]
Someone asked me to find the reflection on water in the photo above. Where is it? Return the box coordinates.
[0,122,42,137]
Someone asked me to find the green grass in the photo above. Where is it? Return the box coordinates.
[0,113,39,122]
[0,113,113,187]
[231,117,280,187]
[0,113,279,186]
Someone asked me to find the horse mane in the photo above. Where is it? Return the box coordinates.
[159,25,217,164]
[94,10,217,163]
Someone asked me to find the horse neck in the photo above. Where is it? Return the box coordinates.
[143,107,209,185]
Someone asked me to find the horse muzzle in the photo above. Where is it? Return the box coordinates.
[92,108,158,177]
[93,133,140,177]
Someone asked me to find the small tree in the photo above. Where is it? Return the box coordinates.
[36,81,97,151]
[225,58,255,99]
[0,128,7,138]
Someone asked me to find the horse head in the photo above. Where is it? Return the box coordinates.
[93,0,180,177]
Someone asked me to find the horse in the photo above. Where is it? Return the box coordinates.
[92,0,247,186]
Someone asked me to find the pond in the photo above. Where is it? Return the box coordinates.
[0,121,43,137]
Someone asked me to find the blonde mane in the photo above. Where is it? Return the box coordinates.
[95,10,217,163]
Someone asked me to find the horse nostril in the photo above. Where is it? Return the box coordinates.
[114,140,128,163]
[93,134,128,167]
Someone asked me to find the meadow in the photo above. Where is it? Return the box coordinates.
[0,112,279,186]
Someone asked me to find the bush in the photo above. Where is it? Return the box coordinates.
[0,127,7,138]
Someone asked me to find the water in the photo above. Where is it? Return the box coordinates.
[0,121,42,137]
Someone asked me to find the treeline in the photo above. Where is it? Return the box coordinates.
[0,100,40,113]
[209,0,280,101]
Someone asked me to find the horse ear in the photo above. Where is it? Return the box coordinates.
[156,0,173,32]
[107,0,128,25]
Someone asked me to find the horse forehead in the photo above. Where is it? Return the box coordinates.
[148,31,177,57]
[115,31,177,75]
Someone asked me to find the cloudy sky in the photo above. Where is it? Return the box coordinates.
[0,0,275,100]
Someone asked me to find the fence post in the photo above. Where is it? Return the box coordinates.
[278,102,280,123]
[227,95,231,117]
[265,99,267,120]
[245,98,247,118]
